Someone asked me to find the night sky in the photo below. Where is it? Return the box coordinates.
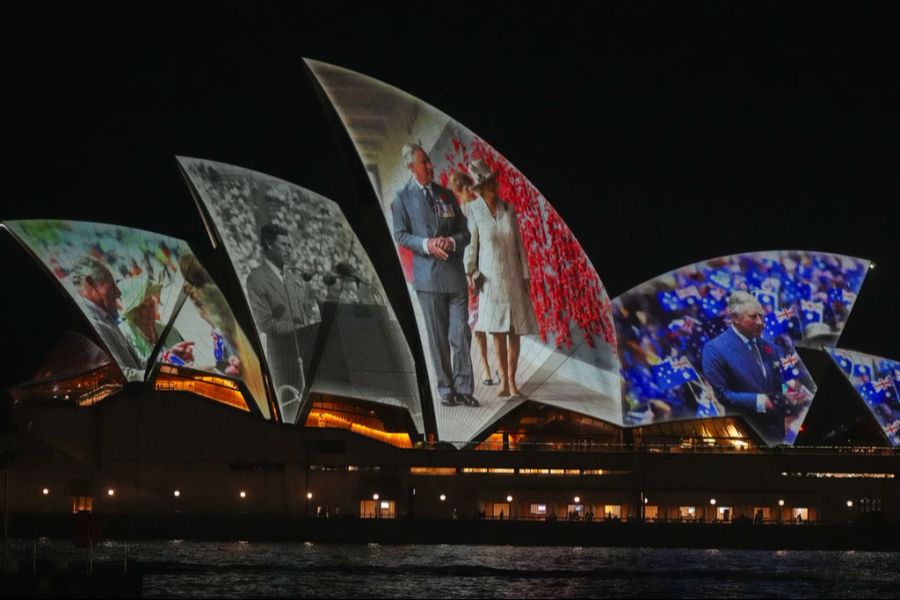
[1,4,897,388]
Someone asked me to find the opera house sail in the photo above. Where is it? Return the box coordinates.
[613,250,868,447]
[3,219,270,418]
[177,158,422,431]
[306,59,621,444]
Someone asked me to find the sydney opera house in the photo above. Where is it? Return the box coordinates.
[1,60,897,532]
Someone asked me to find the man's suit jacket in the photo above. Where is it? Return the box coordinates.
[246,264,320,337]
[392,179,469,294]
[701,327,785,442]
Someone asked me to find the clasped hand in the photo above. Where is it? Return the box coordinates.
[427,237,453,260]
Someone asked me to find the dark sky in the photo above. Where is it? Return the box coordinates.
[1,3,898,388]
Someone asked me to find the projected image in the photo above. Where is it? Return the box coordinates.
[307,60,620,443]
[611,251,867,445]
[4,220,189,382]
[826,348,900,446]
[178,157,421,429]
[159,253,269,417]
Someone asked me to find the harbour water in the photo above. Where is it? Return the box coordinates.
[5,538,899,598]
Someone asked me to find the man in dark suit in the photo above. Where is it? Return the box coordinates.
[246,224,321,423]
[392,143,477,407]
[701,291,787,444]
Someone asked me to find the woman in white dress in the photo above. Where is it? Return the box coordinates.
[463,159,539,398]
[448,171,494,386]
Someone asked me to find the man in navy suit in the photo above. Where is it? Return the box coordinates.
[702,291,787,444]
[392,143,477,407]
[246,224,322,423]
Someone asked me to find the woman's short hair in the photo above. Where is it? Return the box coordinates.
[448,170,473,193]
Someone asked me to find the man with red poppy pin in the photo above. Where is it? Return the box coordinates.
[393,143,477,408]
[702,290,790,444]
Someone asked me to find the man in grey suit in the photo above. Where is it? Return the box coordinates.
[393,143,478,407]
[246,224,321,423]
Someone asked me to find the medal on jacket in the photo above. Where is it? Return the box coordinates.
[436,194,456,218]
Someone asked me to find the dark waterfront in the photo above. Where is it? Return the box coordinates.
[5,539,899,598]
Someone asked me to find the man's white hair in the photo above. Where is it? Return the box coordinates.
[402,143,425,167]
[727,290,762,316]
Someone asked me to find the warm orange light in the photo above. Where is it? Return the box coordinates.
[108,489,115,496]
[42,488,49,496]
[474,433,523,451]
[155,369,250,412]
[306,410,412,448]
[240,491,247,499]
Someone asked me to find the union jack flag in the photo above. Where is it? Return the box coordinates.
[775,306,796,322]
[779,353,802,381]
[874,378,896,399]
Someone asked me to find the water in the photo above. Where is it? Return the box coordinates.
[6,539,899,598]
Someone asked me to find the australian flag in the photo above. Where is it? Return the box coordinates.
[212,331,226,363]
[858,381,886,405]
[764,313,787,338]
[700,294,726,318]
[695,398,720,418]
[754,289,777,311]
[779,352,803,382]
[658,290,684,312]
[885,420,900,443]
[852,363,873,380]
[651,356,699,391]
[784,281,813,303]
[873,377,896,401]
[766,306,802,340]
[624,367,660,399]
[832,351,854,375]
[801,300,824,324]
[828,287,857,307]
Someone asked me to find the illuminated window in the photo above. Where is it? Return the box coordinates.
[604,505,622,519]
[781,472,894,479]
[487,468,515,474]
[462,468,488,474]
[530,504,547,516]
[360,499,395,519]
[679,506,697,520]
[409,467,457,476]
[71,496,93,513]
